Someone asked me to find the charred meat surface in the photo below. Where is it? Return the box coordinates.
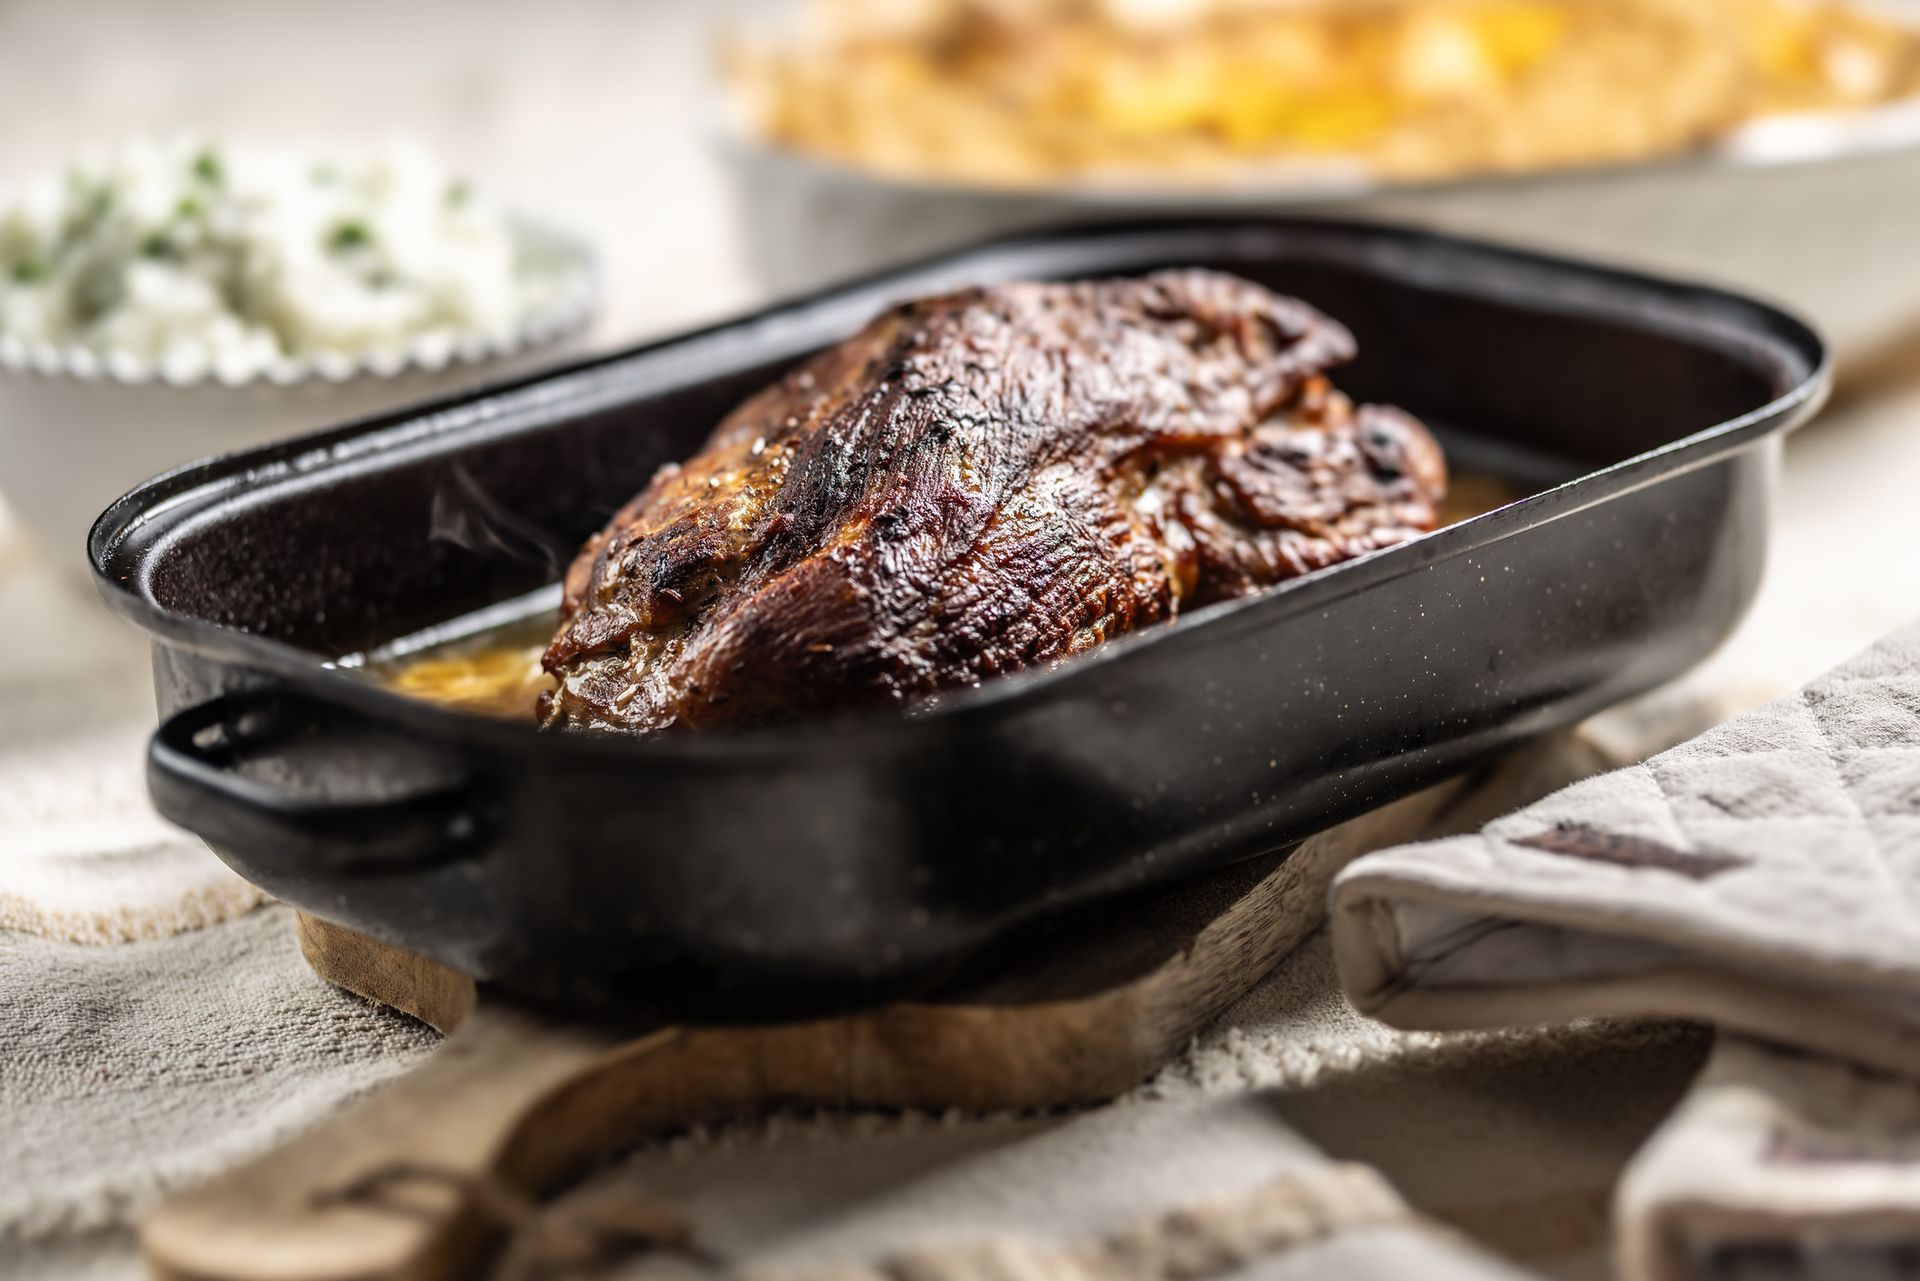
[541,270,1446,732]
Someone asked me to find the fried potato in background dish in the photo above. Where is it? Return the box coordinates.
[727,0,1920,187]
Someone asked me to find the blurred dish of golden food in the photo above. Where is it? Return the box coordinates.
[726,0,1920,187]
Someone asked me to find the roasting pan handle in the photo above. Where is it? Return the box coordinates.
[148,689,495,875]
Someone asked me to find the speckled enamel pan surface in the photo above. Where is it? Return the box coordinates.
[92,218,1827,1023]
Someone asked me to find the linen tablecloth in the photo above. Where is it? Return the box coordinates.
[0,498,1691,1281]
[0,359,1907,1279]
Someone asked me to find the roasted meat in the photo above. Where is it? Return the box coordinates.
[540,270,1446,733]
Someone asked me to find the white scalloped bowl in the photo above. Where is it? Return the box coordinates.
[0,215,599,576]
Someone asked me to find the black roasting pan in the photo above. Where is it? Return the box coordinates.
[90,219,1827,1022]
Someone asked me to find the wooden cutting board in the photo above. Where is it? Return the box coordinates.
[141,734,1615,1281]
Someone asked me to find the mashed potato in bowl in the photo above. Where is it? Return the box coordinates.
[0,136,586,383]
[0,136,596,573]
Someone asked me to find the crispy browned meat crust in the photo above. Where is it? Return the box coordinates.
[541,270,1445,732]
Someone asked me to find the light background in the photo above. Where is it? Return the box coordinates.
[2,0,1918,711]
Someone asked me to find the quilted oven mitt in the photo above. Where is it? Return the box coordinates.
[1329,619,1920,1280]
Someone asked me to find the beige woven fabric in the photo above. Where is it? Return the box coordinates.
[517,928,1703,1281]
[1331,618,1920,1079]
[1619,1037,1920,1281]
[746,1165,1427,1281]
[0,492,1703,1280]
[0,907,437,1252]
[0,511,266,946]
[1331,621,1920,1279]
